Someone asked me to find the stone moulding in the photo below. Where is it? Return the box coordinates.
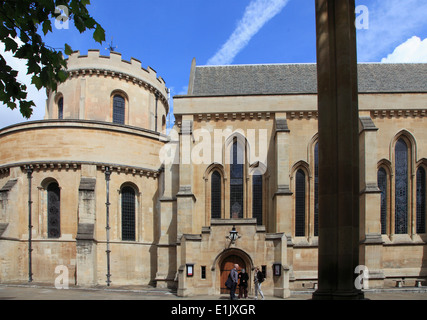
[0,161,160,180]
[371,109,427,119]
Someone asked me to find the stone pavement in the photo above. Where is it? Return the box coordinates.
[1,282,427,300]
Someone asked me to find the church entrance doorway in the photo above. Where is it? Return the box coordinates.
[220,255,246,294]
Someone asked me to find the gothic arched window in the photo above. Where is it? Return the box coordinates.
[58,97,63,119]
[121,186,135,241]
[295,169,306,237]
[47,182,61,239]
[416,167,426,234]
[211,170,222,219]
[230,140,244,219]
[113,94,125,124]
[252,171,263,225]
[378,167,388,235]
[395,138,408,234]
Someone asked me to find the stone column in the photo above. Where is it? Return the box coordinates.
[76,172,97,286]
[359,116,384,287]
[313,0,363,299]
[274,114,293,234]
[176,117,196,238]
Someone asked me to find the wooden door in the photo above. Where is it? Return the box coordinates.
[220,255,246,294]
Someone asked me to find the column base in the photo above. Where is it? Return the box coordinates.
[312,289,365,300]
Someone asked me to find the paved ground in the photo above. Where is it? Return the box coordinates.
[1,282,427,300]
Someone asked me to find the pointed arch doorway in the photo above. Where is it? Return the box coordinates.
[218,249,253,294]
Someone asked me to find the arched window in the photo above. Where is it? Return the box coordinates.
[416,167,426,234]
[314,142,319,236]
[230,140,244,219]
[377,167,388,235]
[121,186,135,241]
[395,138,408,234]
[47,182,61,238]
[58,97,63,119]
[211,170,222,219]
[113,94,125,124]
[252,171,263,225]
[295,169,306,236]
[295,169,305,237]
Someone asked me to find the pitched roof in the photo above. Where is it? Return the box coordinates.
[188,63,427,96]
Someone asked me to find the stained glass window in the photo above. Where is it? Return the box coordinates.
[58,97,63,119]
[113,95,125,124]
[295,169,306,236]
[378,167,388,235]
[252,171,263,225]
[47,182,61,238]
[395,139,408,234]
[211,170,221,219]
[122,186,135,241]
[416,167,426,234]
[230,141,244,219]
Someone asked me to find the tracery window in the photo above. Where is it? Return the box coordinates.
[230,140,244,219]
[395,138,408,234]
[58,97,63,119]
[377,167,388,235]
[252,171,263,225]
[416,167,426,234]
[295,169,306,237]
[47,182,61,239]
[211,170,222,219]
[113,94,125,124]
[121,186,135,241]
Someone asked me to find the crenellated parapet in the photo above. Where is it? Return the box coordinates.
[66,50,169,106]
[46,50,169,132]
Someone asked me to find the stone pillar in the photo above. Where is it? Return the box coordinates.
[274,114,293,234]
[76,174,97,286]
[176,117,196,238]
[156,162,178,288]
[359,116,384,287]
[313,0,363,299]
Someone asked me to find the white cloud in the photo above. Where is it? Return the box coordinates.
[207,0,290,65]
[381,36,427,63]
[0,39,47,129]
[357,0,427,62]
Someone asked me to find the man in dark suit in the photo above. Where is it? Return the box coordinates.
[230,264,239,300]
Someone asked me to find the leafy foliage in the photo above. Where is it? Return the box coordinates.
[0,0,105,118]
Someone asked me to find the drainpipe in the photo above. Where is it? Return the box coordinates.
[105,167,112,286]
[26,166,33,283]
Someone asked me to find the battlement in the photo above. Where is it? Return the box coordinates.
[67,50,168,103]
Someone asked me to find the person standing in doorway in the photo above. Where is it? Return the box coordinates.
[230,264,239,300]
[238,268,249,299]
[254,267,265,300]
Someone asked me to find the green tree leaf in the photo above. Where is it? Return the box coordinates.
[0,0,105,119]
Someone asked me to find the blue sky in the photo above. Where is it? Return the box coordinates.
[1,0,427,128]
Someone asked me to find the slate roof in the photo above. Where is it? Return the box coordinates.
[189,63,427,96]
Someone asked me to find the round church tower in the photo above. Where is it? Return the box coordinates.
[46,50,169,132]
[0,51,169,286]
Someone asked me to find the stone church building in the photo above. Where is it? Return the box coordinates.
[0,50,426,297]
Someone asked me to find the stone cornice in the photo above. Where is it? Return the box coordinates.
[371,109,427,119]
[0,161,160,179]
